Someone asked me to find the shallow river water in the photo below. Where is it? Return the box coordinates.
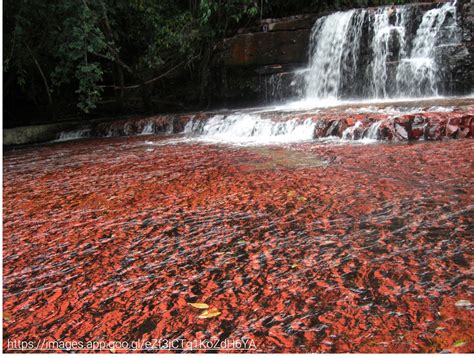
[3,135,473,353]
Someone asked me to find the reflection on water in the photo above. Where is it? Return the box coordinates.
[3,136,473,353]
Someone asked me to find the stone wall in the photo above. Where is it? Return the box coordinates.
[213,14,317,106]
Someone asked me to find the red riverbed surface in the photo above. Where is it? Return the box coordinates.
[3,135,474,353]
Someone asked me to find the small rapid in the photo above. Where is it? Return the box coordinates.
[183,114,316,145]
[55,97,473,145]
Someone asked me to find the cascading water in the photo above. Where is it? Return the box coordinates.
[184,4,464,145]
[305,10,358,100]
[304,2,460,101]
[264,70,306,103]
[184,114,316,144]
[367,7,408,98]
[395,3,460,96]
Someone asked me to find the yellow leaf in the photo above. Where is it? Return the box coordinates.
[189,302,209,309]
[198,308,221,319]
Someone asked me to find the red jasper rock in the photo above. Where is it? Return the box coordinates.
[70,101,474,144]
[410,116,428,140]
[446,123,460,137]
[345,117,356,127]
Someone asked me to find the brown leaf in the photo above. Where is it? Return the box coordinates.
[3,311,11,322]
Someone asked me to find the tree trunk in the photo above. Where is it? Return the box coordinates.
[114,63,125,113]
[140,78,152,112]
[199,45,212,108]
[25,42,55,120]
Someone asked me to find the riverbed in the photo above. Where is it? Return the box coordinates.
[3,135,473,353]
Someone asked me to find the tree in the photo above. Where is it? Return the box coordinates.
[4,0,233,118]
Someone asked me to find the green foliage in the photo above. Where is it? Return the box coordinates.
[53,1,108,112]
[75,63,104,113]
[262,0,428,17]
[198,0,259,39]
[4,0,261,117]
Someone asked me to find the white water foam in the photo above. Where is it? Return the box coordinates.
[140,122,155,135]
[184,114,316,145]
[56,128,91,141]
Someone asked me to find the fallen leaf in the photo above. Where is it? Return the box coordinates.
[189,302,209,309]
[3,311,11,322]
[198,308,221,319]
[453,340,466,348]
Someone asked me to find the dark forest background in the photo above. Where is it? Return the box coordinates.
[4,0,428,128]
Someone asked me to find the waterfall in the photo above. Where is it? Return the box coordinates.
[265,70,306,103]
[304,2,460,101]
[395,3,459,96]
[55,2,465,146]
[367,7,410,98]
[305,10,360,100]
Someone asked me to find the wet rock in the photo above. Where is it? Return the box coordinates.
[326,120,341,137]
[394,122,409,140]
[425,119,446,141]
[411,116,428,140]
[446,123,460,137]
[3,134,474,353]
[377,120,394,141]
[313,119,330,138]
